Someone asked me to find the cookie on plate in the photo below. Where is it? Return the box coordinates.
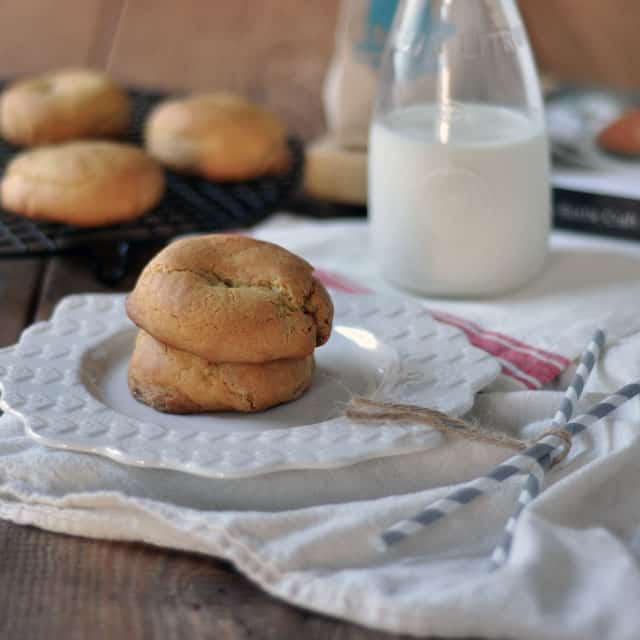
[0,141,165,227]
[0,68,131,146]
[128,330,315,413]
[126,234,333,363]
[144,92,290,180]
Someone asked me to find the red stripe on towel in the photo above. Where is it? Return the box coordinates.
[429,310,569,388]
[313,268,371,294]
[312,269,570,388]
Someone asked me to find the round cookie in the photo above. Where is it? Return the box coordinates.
[144,92,290,180]
[0,141,165,227]
[126,234,333,363]
[128,330,315,413]
[0,68,131,146]
[597,108,640,156]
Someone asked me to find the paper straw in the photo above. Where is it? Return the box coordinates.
[377,380,640,551]
[490,329,605,568]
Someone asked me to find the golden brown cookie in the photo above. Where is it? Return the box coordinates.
[128,330,314,413]
[0,68,131,146]
[126,234,333,363]
[0,141,165,227]
[144,92,290,180]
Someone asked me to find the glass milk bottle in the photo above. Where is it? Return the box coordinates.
[369,0,550,297]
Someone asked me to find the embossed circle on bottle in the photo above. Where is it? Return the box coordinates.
[408,167,497,290]
[420,167,493,228]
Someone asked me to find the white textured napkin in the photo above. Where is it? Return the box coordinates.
[2,215,640,639]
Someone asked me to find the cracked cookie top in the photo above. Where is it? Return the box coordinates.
[125,234,333,363]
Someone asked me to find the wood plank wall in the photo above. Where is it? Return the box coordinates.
[0,0,339,139]
[0,1,636,140]
[519,0,640,90]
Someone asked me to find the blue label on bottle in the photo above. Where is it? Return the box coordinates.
[391,3,456,76]
[354,0,399,68]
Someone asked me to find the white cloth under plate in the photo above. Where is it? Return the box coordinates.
[2,215,640,639]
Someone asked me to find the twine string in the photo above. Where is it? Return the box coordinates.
[346,396,572,466]
[534,428,573,465]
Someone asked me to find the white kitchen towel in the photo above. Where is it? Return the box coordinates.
[1,390,640,640]
[2,215,640,639]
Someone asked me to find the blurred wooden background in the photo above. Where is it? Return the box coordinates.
[0,0,637,140]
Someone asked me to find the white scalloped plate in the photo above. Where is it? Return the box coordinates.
[0,293,499,478]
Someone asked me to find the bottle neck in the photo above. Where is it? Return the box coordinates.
[378,0,545,128]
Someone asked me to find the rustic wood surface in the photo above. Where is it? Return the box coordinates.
[0,520,415,640]
[0,260,43,345]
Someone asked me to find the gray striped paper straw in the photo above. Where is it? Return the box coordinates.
[564,382,640,436]
[550,329,606,428]
[490,329,605,568]
[378,330,604,550]
[377,436,564,549]
[377,381,640,550]
[490,457,550,567]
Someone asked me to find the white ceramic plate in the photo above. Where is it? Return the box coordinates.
[0,292,499,478]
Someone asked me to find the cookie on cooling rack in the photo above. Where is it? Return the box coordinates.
[0,68,131,146]
[144,92,290,181]
[125,234,333,363]
[0,141,165,227]
[128,329,315,413]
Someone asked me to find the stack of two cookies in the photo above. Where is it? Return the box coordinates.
[126,235,334,413]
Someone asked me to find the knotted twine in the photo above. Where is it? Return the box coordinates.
[346,396,573,466]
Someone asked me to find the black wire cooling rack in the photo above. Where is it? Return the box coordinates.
[0,87,303,282]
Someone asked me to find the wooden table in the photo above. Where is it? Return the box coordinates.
[0,203,431,640]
